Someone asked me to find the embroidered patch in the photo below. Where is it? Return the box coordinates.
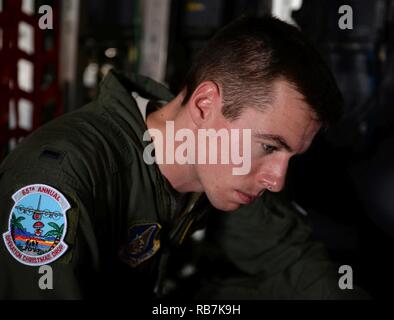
[2,184,70,266]
[120,223,161,267]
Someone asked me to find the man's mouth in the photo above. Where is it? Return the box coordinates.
[236,190,258,204]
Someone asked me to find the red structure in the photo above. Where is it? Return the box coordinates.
[0,0,62,160]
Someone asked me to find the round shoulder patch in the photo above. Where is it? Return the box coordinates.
[2,184,71,266]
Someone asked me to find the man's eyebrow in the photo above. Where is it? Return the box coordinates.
[253,133,293,152]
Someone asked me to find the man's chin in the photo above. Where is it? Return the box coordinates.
[204,192,241,212]
[212,200,241,212]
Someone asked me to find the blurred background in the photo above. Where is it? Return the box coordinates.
[1,0,394,299]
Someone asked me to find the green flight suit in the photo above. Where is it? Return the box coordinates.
[0,70,369,301]
[0,70,206,299]
[193,192,370,299]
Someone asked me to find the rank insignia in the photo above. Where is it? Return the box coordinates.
[2,184,70,266]
[120,223,161,267]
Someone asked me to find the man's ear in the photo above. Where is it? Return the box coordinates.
[187,81,222,127]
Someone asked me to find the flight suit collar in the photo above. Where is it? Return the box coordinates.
[99,69,174,108]
[97,70,173,139]
[97,70,187,224]
[99,71,213,244]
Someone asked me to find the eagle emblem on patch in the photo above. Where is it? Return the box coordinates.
[2,184,70,266]
[120,223,161,267]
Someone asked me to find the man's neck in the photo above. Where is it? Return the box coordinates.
[146,93,203,193]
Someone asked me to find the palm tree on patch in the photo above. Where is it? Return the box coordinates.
[11,213,25,236]
[44,222,64,251]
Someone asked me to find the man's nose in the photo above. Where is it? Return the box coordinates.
[256,157,289,192]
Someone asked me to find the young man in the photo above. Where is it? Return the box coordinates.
[0,15,343,299]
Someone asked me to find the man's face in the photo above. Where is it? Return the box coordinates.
[195,80,321,211]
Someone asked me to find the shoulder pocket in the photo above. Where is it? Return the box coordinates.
[1,167,81,266]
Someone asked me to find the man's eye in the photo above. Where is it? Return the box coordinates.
[262,144,277,154]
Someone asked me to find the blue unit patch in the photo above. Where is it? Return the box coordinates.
[3,184,70,266]
[120,223,161,267]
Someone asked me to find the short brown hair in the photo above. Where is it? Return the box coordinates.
[182,15,343,127]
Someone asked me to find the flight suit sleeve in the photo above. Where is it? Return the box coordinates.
[193,193,370,300]
[0,156,95,299]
